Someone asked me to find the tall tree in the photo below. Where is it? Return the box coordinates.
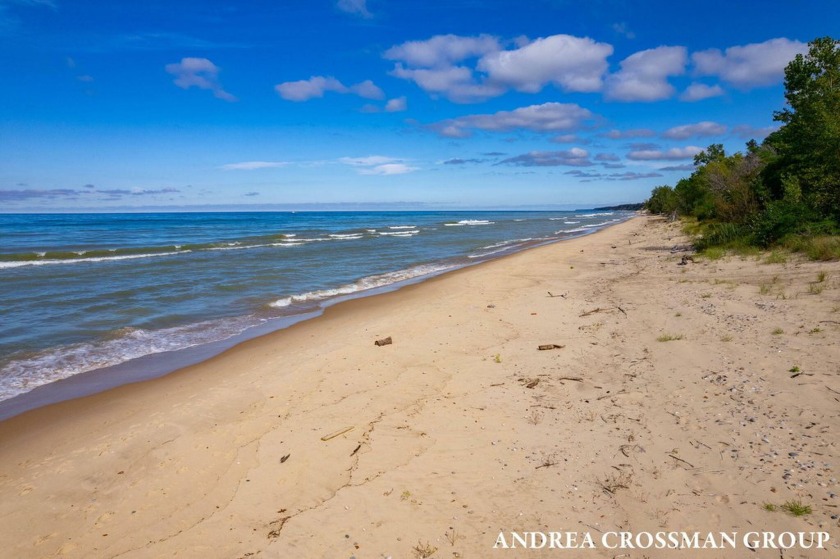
[766,37,840,219]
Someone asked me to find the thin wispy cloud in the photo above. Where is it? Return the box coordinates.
[336,0,372,18]
[662,121,727,139]
[430,102,594,138]
[339,156,419,175]
[627,146,703,161]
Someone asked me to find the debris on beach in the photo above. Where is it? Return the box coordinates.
[537,344,565,350]
[374,336,392,346]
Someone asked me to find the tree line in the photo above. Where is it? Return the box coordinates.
[645,37,839,259]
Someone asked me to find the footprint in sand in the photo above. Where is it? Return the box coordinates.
[19,484,34,496]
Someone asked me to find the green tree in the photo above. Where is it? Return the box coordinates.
[766,36,840,219]
[645,185,677,215]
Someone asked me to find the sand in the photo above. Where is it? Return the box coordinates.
[1,216,838,558]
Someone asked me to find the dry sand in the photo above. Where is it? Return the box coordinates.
[1,216,838,558]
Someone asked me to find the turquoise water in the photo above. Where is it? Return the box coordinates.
[0,210,631,402]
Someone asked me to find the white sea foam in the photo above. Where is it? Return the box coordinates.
[329,233,364,240]
[444,219,494,226]
[269,263,453,308]
[378,230,419,237]
[0,316,260,401]
[388,225,416,230]
[563,221,580,224]
[0,250,191,269]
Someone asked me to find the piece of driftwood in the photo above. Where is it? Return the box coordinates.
[547,291,567,298]
[580,306,627,317]
[525,379,540,389]
[320,426,354,441]
[280,454,290,463]
[538,344,565,350]
[374,336,392,346]
[557,376,583,382]
[350,444,361,456]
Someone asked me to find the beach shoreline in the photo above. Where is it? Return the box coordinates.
[1,215,838,558]
[0,218,625,422]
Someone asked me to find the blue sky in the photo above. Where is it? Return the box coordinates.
[1,0,837,211]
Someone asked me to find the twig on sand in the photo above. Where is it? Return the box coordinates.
[321,426,354,441]
[538,344,565,350]
[668,454,695,469]
[547,291,567,298]
[580,306,627,317]
[557,376,583,382]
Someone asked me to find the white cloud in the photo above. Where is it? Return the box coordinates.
[386,33,611,103]
[384,34,500,68]
[385,96,407,112]
[336,0,371,18]
[165,57,236,101]
[627,146,703,161]
[680,82,725,102]
[605,46,687,102]
[692,38,807,88]
[602,128,656,139]
[477,34,613,93]
[390,64,504,103]
[732,124,779,140]
[339,156,419,175]
[431,102,594,138]
[275,76,384,101]
[662,121,727,139]
[499,148,593,167]
[220,161,289,171]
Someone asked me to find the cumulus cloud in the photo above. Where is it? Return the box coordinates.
[390,64,504,103]
[602,128,656,139]
[430,102,594,138]
[662,121,727,139]
[165,57,236,101]
[220,161,289,171]
[336,0,372,18]
[605,46,687,102]
[680,82,725,102]
[477,34,613,93]
[692,38,807,88]
[627,146,703,161]
[732,124,779,139]
[384,34,500,68]
[339,155,419,175]
[499,148,592,167]
[384,96,407,112]
[275,76,384,102]
[386,33,611,103]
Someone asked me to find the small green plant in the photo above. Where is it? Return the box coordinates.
[772,327,784,335]
[701,247,726,260]
[763,503,778,512]
[759,283,772,295]
[817,271,827,283]
[809,327,822,334]
[700,292,712,299]
[720,334,733,342]
[493,353,502,363]
[657,333,684,342]
[780,500,812,517]
[789,365,800,373]
[764,251,788,265]
[808,282,824,294]
[400,490,412,501]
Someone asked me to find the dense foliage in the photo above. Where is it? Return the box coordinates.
[644,37,840,258]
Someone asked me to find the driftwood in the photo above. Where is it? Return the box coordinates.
[538,344,565,350]
[579,306,626,317]
[374,336,392,346]
[557,376,583,382]
[320,426,354,441]
[280,454,290,463]
[525,379,540,389]
[547,291,567,298]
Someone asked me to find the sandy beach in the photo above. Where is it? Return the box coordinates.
[1,215,838,558]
